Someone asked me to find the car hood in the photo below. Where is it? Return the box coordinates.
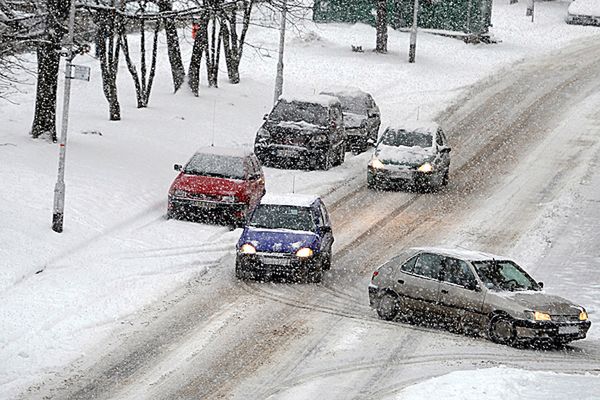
[170,173,244,197]
[343,112,366,129]
[239,227,320,253]
[493,291,582,316]
[376,144,435,167]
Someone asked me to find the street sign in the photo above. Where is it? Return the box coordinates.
[69,64,90,81]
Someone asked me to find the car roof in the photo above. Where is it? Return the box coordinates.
[385,120,440,135]
[278,94,341,108]
[320,86,369,99]
[260,193,319,207]
[410,246,513,262]
[193,146,253,158]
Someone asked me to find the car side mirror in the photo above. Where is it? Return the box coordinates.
[174,164,182,171]
[538,281,544,289]
[263,114,269,120]
[440,147,451,153]
[248,173,262,181]
[465,281,480,291]
[321,225,332,233]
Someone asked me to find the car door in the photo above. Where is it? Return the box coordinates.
[393,252,443,316]
[438,256,486,328]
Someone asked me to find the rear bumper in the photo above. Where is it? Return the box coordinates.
[513,319,591,342]
[255,143,322,163]
[168,196,248,218]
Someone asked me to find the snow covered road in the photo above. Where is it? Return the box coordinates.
[20,35,600,400]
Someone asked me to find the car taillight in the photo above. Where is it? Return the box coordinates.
[371,270,379,280]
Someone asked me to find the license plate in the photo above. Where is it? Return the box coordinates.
[261,256,291,266]
[278,149,298,158]
[195,201,217,208]
[390,170,412,179]
[558,325,579,335]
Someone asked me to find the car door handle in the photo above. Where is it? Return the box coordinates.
[397,279,404,284]
[441,289,449,294]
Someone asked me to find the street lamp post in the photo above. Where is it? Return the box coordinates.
[408,0,419,63]
[273,0,287,104]
[52,0,77,233]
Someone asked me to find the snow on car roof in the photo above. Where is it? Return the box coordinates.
[411,246,513,262]
[568,0,600,16]
[386,120,440,134]
[260,193,319,207]
[193,146,253,158]
[320,86,368,98]
[278,94,341,107]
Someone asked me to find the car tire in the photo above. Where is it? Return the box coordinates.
[335,144,345,166]
[321,253,332,271]
[235,261,246,280]
[488,314,516,345]
[442,169,449,186]
[317,148,333,170]
[309,264,323,283]
[377,292,399,321]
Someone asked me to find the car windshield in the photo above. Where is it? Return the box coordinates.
[472,260,540,291]
[335,95,368,114]
[184,154,245,180]
[249,205,315,232]
[269,100,329,126]
[381,128,433,148]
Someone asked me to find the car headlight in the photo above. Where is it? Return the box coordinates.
[173,189,189,197]
[417,162,433,173]
[579,310,588,321]
[370,158,385,169]
[296,247,313,258]
[529,311,551,321]
[240,243,257,254]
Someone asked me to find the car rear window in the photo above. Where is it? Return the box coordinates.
[249,205,316,232]
[269,100,329,126]
[381,128,433,148]
[184,154,246,180]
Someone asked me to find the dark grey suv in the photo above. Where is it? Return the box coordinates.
[254,95,346,170]
[369,247,591,346]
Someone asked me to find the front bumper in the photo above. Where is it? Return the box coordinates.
[236,252,319,280]
[368,166,432,187]
[514,318,591,343]
[168,195,247,219]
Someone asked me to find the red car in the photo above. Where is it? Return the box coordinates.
[167,147,266,225]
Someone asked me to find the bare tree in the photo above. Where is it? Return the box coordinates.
[188,9,209,96]
[219,0,253,84]
[158,0,185,92]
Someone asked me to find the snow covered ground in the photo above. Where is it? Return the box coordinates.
[1,0,600,398]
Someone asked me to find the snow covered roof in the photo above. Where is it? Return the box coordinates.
[279,94,341,108]
[320,86,369,99]
[386,120,440,134]
[411,247,513,262]
[568,0,600,16]
[260,193,319,207]
[193,146,253,158]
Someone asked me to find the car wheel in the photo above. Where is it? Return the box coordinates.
[377,292,399,321]
[235,262,245,280]
[367,172,377,190]
[321,253,332,271]
[442,169,449,186]
[309,264,323,283]
[336,144,345,165]
[488,314,516,345]
[317,148,333,170]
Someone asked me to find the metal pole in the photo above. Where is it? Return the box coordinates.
[52,0,77,233]
[408,0,419,63]
[273,0,287,104]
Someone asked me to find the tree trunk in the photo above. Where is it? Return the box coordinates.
[30,0,71,141]
[95,9,122,121]
[158,0,185,92]
[375,0,388,53]
[31,43,61,140]
[188,12,209,96]
[220,1,252,84]
[206,15,220,88]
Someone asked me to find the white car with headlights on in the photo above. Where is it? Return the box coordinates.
[367,121,451,191]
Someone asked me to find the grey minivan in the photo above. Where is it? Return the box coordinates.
[368,247,591,346]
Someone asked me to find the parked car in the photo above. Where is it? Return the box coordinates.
[566,0,600,26]
[235,193,334,283]
[254,95,346,170]
[367,121,450,191]
[369,247,591,346]
[320,87,381,154]
[167,146,265,225]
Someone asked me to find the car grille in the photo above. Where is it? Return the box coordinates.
[551,314,580,323]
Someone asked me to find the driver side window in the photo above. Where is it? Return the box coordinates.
[442,257,476,288]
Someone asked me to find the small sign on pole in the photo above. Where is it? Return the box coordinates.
[69,64,91,81]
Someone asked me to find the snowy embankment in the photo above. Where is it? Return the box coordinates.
[1,0,599,397]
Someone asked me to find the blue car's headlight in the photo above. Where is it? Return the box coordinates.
[296,247,314,258]
[239,243,257,254]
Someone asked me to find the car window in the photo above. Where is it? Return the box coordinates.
[249,205,316,232]
[381,128,433,148]
[413,253,444,279]
[400,255,418,273]
[442,257,476,287]
[184,154,245,180]
[319,202,330,226]
[472,260,539,291]
[269,100,328,126]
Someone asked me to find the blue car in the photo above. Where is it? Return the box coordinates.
[235,193,334,283]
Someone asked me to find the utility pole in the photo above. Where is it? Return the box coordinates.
[273,0,287,104]
[52,0,77,233]
[408,0,419,63]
